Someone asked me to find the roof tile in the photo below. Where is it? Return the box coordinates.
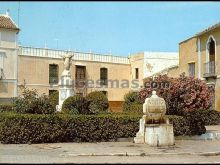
[0,14,19,30]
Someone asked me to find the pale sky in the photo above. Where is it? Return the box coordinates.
[0,2,220,56]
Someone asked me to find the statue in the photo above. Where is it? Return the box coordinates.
[60,51,74,76]
[56,51,75,112]
[61,51,73,70]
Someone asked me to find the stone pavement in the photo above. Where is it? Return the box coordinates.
[1,140,220,163]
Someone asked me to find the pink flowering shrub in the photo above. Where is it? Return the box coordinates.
[138,73,214,116]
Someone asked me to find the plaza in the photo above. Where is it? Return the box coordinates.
[1,2,220,164]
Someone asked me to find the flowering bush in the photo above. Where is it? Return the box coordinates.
[138,73,214,116]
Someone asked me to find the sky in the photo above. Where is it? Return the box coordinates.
[1,1,220,56]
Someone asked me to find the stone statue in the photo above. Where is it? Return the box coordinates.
[56,51,75,112]
[60,51,74,76]
[60,51,74,71]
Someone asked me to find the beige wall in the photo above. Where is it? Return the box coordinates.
[0,82,16,98]
[18,55,131,101]
[179,37,198,77]
[0,28,19,101]
[199,28,220,76]
[0,28,17,49]
[129,52,144,88]
[167,66,180,78]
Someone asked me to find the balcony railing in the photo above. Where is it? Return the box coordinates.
[203,61,216,78]
[19,46,130,64]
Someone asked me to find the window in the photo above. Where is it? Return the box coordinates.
[100,68,108,85]
[76,66,86,80]
[208,37,215,62]
[135,68,139,79]
[188,63,195,77]
[75,66,86,88]
[49,64,59,84]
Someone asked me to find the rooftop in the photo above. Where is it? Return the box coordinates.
[0,14,19,31]
[179,21,220,44]
[195,21,220,37]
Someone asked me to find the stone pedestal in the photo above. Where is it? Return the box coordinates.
[145,124,174,146]
[56,70,74,112]
[134,119,174,146]
[134,118,145,144]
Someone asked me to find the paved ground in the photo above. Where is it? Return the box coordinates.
[1,125,220,164]
[1,140,220,163]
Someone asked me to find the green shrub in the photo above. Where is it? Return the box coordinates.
[123,91,142,114]
[0,112,206,144]
[62,95,90,115]
[86,91,109,114]
[12,87,55,114]
[190,109,220,125]
[49,91,59,110]
[0,103,14,112]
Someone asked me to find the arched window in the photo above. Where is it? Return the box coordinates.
[207,37,216,62]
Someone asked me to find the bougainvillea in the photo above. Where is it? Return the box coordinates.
[138,73,214,116]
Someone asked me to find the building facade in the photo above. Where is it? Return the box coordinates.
[0,13,19,102]
[168,22,220,111]
[0,13,179,111]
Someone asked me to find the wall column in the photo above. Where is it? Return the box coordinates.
[197,38,201,79]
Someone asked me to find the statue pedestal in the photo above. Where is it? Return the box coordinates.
[145,124,174,146]
[134,118,175,146]
[134,118,145,144]
[56,70,74,112]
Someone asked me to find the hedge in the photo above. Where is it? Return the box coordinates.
[0,112,206,144]
[0,103,14,112]
[192,109,220,125]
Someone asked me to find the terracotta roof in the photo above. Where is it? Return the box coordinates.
[195,22,220,37]
[0,14,19,30]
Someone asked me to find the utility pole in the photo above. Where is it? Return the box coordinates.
[18,1,20,27]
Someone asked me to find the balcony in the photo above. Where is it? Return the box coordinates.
[203,61,217,78]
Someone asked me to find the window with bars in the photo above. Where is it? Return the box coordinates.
[49,64,59,84]
[100,68,108,85]
[135,68,139,79]
[188,63,195,77]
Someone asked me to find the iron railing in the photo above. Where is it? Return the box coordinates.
[203,61,216,78]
